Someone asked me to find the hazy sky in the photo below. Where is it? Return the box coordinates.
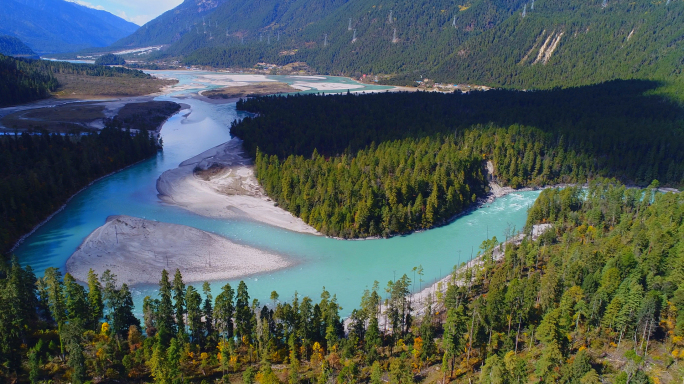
[67,0,183,26]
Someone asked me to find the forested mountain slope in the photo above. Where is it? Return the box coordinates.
[117,0,682,88]
[0,36,38,59]
[0,0,139,54]
[110,0,230,48]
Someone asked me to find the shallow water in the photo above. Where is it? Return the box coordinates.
[14,72,540,315]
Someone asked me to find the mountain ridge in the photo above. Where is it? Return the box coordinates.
[0,0,139,55]
[113,0,682,89]
[0,35,38,58]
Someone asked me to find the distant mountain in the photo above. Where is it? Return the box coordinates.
[113,0,683,89]
[0,0,139,55]
[0,35,38,59]
[111,0,228,48]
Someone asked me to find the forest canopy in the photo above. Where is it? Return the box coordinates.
[0,54,155,107]
[1,181,682,383]
[233,81,684,238]
[0,126,160,253]
[94,53,126,66]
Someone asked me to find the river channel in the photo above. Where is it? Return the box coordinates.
[13,71,541,315]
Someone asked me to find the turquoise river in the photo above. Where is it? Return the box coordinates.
[13,71,541,316]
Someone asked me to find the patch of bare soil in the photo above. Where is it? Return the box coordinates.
[202,82,300,99]
[53,73,177,99]
[1,104,105,132]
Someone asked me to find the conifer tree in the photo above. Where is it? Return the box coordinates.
[42,267,66,326]
[109,283,140,337]
[235,281,252,343]
[172,269,186,333]
[215,283,235,340]
[186,286,203,343]
[63,273,89,326]
[87,269,103,329]
[157,269,175,346]
[202,282,214,341]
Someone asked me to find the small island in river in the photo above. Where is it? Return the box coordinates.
[201,82,300,99]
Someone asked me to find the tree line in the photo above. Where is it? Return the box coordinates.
[0,126,160,253]
[0,54,58,106]
[234,81,683,238]
[255,137,487,238]
[1,180,682,382]
[0,54,156,107]
[94,54,126,66]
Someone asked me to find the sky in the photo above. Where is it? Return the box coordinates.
[67,0,183,26]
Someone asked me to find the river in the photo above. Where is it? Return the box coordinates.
[13,71,540,315]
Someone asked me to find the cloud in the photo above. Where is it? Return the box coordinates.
[115,10,162,26]
[67,0,184,26]
[65,0,107,10]
[129,14,157,25]
[107,0,183,25]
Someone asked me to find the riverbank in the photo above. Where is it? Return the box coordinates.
[0,96,187,132]
[6,105,186,253]
[156,139,320,235]
[367,223,553,330]
[66,215,292,285]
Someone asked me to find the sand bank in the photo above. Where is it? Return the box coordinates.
[157,139,320,235]
[289,81,365,92]
[200,82,301,100]
[67,215,292,285]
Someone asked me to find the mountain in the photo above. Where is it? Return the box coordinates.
[0,35,38,59]
[0,0,139,55]
[114,0,683,89]
[111,0,229,48]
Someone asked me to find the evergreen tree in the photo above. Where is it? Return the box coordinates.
[63,273,89,326]
[109,283,140,337]
[202,282,214,342]
[172,269,186,334]
[157,269,176,346]
[214,283,235,340]
[186,286,203,343]
[235,281,252,343]
[87,269,104,329]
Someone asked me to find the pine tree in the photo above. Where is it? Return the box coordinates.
[63,273,89,326]
[172,269,186,334]
[480,354,509,384]
[157,269,175,346]
[215,283,235,340]
[389,354,413,384]
[42,267,66,326]
[87,269,103,329]
[202,282,214,342]
[167,337,182,383]
[186,286,203,343]
[61,322,86,384]
[370,361,383,384]
[235,281,252,343]
[442,305,468,380]
[109,284,140,337]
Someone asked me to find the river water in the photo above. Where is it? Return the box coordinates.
[14,71,540,315]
